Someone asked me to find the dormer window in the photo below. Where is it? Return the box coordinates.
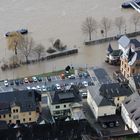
[135,116,140,120]
[130,109,136,114]
[125,100,130,104]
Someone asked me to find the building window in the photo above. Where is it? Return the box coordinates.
[64,105,66,108]
[9,120,11,123]
[13,115,19,119]
[132,69,135,74]
[0,115,1,118]
[9,114,11,117]
[16,109,18,113]
[117,97,119,100]
[29,112,31,115]
[29,118,31,121]
[3,115,5,118]
[125,64,126,68]
[23,118,25,122]
[128,67,129,72]
[55,105,60,109]
[121,68,123,72]
[13,109,15,113]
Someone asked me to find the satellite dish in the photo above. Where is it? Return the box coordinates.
[128,52,137,65]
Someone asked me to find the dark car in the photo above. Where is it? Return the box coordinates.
[28,77,33,83]
[15,80,20,85]
[10,80,14,85]
[47,76,51,82]
[37,76,42,82]
[19,79,24,84]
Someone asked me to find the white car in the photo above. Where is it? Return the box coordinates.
[42,85,47,92]
[82,81,88,87]
[32,87,36,90]
[27,86,31,90]
[32,76,37,82]
[24,77,29,83]
[55,84,61,90]
[4,80,9,87]
[36,85,41,91]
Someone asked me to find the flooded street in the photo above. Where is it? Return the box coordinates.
[0,0,138,79]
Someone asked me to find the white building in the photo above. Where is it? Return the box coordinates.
[87,85,116,120]
[48,85,83,120]
[121,93,140,133]
[87,83,133,120]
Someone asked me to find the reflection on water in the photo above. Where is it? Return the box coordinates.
[0,0,137,79]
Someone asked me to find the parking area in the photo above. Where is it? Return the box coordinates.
[0,70,93,93]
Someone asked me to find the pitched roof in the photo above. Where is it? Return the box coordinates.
[132,74,140,89]
[123,93,140,130]
[0,90,40,115]
[130,39,140,48]
[88,86,114,107]
[92,67,112,85]
[100,83,132,98]
[118,35,130,49]
[49,85,82,104]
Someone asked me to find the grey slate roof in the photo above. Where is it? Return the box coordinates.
[49,85,82,105]
[123,93,140,129]
[0,90,41,115]
[132,74,140,89]
[130,39,140,48]
[92,67,112,84]
[100,83,132,98]
[118,35,130,49]
[88,86,114,107]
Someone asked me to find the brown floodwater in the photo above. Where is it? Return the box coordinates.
[0,0,138,80]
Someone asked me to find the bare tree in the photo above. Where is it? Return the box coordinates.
[130,12,140,32]
[115,16,125,35]
[7,32,23,55]
[48,38,55,47]
[17,36,34,63]
[82,17,97,41]
[100,17,111,37]
[34,44,45,60]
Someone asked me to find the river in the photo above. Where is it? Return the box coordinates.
[0,0,138,80]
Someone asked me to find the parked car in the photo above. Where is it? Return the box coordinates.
[27,86,31,90]
[55,84,61,90]
[36,85,41,91]
[81,92,87,99]
[42,85,47,92]
[68,74,76,79]
[4,80,9,87]
[28,77,33,83]
[32,76,38,82]
[32,87,36,90]
[47,76,51,82]
[19,79,24,84]
[37,76,42,82]
[10,80,14,85]
[24,78,29,83]
[82,81,88,87]
[15,79,20,85]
